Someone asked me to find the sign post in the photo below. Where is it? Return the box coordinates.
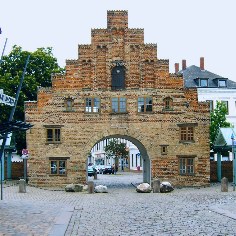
[21,149,29,182]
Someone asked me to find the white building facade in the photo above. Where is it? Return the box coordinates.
[88,138,142,171]
[198,88,236,128]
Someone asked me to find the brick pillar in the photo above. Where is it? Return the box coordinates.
[200,57,204,70]
[175,63,179,73]
[182,60,186,70]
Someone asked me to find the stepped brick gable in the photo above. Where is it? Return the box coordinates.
[25,10,210,187]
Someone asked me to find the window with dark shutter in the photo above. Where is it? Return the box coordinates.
[111,66,125,90]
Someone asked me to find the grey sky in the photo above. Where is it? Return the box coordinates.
[0,0,235,81]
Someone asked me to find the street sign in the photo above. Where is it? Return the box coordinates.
[22,149,29,155]
[0,90,15,106]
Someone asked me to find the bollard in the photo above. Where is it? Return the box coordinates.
[153,179,160,193]
[87,181,94,194]
[94,171,97,180]
[221,177,228,192]
[19,179,26,193]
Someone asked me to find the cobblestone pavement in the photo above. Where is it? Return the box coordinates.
[1,172,236,236]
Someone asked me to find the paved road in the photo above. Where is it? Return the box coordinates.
[1,172,236,235]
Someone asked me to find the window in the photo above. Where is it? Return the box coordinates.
[111,66,125,90]
[50,159,67,175]
[46,128,61,143]
[199,79,208,87]
[206,100,213,111]
[221,101,229,114]
[180,127,194,141]
[160,145,168,155]
[138,97,152,112]
[163,97,173,110]
[218,79,227,87]
[179,157,194,175]
[85,98,100,113]
[65,98,73,111]
[112,97,127,113]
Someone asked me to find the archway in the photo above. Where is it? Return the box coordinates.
[86,134,151,185]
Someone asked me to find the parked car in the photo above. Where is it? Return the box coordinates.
[93,165,100,174]
[88,166,94,176]
[97,165,105,174]
[103,165,114,174]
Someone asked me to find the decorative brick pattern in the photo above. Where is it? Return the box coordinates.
[25,10,210,187]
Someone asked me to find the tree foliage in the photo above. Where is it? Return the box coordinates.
[0,45,64,152]
[210,101,231,148]
[104,139,129,166]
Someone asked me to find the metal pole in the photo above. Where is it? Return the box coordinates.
[0,38,8,67]
[231,133,235,191]
[0,55,30,200]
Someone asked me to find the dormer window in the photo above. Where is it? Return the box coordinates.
[199,79,208,87]
[218,79,227,87]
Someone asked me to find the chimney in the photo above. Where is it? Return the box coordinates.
[200,57,204,70]
[175,63,179,73]
[182,59,186,70]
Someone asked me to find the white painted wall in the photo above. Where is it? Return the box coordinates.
[198,88,236,127]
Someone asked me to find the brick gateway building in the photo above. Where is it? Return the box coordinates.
[25,11,210,187]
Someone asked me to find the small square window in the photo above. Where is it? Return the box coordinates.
[65,98,73,111]
[218,80,226,87]
[138,97,152,112]
[46,128,61,143]
[85,98,100,113]
[112,97,127,113]
[50,160,66,175]
[180,127,194,142]
[200,79,208,87]
[179,157,194,175]
[161,145,168,155]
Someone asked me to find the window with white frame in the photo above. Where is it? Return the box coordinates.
[85,98,100,113]
[221,101,229,114]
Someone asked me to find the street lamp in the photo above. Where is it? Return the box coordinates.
[231,133,235,191]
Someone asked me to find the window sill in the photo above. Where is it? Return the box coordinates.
[46,142,62,145]
[137,111,154,114]
[110,112,129,115]
[179,140,195,144]
[49,174,67,177]
[84,112,101,114]
[63,110,76,112]
[179,173,195,176]
[162,108,174,112]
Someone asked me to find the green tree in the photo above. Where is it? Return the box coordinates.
[210,101,231,149]
[0,45,64,152]
[104,139,129,170]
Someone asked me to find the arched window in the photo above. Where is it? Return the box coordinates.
[111,66,125,90]
[163,97,173,110]
[65,98,74,111]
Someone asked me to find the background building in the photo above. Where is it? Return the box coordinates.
[176,57,236,127]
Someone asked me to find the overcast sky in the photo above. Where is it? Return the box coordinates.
[1,0,235,81]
